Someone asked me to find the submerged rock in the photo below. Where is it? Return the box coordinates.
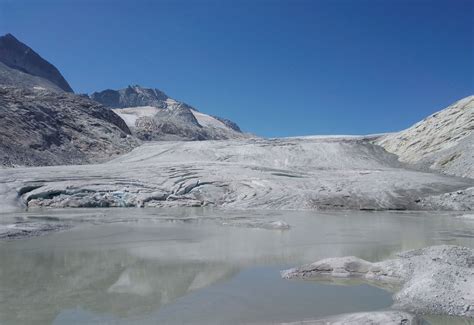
[457,213,474,220]
[282,245,474,318]
[220,219,290,230]
[0,222,70,240]
[279,311,422,325]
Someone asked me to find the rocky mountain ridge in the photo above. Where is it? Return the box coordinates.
[91,85,173,109]
[92,85,247,141]
[0,34,140,167]
[376,95,474,178]
[0,31,472,186]
[0,33,247,167]
[0,33,73,92]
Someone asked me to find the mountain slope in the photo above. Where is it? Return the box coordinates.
[0,34,140,167]
[0,86,138,167]
[92,85,247,141]
[0,33,73,92]
[0,61,64,93]
[376,96,474,178]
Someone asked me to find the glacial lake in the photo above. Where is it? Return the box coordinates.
[1,208,474,324]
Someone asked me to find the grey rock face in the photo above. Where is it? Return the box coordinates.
[282,245,474,318]
[137,104,206,140]
[91,85,173,109]
[92,85,247,141]
[376,96,474,178]
[0,33,73,92]
[417,186,474,211]
[0,61,64,93]
[0,86,138,167]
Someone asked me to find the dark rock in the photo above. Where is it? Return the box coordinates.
[0,33,73,92]
[91,85,170,108]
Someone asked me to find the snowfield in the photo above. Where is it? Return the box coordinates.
[113,106,237,133]
[111,104,247,141]
[191,110,232,130]
[1,136,472,212]
[112,106,160,127]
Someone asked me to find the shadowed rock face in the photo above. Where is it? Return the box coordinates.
[0,86,138,167]
[0,33,73,92]
[91,85,170,108]
[376,96,474,178]
[91,85,247,141]
[0,61,64,93]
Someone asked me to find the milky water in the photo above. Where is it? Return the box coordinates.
[1,208,474,324]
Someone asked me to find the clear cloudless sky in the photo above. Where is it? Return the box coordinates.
[0,0,473,137]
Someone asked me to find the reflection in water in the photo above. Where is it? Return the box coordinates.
[0,248,237,324]
[0,208,473,324]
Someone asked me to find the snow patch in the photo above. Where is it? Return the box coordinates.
[191,110,231,130]
[112,106,161,128]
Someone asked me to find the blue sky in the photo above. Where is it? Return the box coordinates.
[1,0,472,137]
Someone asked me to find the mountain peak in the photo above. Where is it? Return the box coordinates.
[0,33,73,92]
[91,85,172,109]
[2,33,18,41]
[91,85,246,141]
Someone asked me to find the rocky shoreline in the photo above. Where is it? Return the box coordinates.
[281,245,474,320]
